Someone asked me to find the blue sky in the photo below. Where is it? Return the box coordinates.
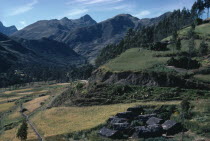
[0,0,196,29]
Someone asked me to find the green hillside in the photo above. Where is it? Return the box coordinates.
[103,23,210,73]
[103,48,169,72]
[163,23,210,41]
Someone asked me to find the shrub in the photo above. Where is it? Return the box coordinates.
[167,57,200,69]
[195,18,203,25]
[76,83,84,90]
[149,42,168,51]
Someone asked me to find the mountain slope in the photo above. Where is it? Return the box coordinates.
[12,13,173,63]
[12,14,97,40]
[0,33,37,72]
[16,38,86,66]
[0,21,18,35]
[0,33,86,73]
[62,14,141,63]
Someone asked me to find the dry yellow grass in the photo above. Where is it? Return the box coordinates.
[24,95,50,113]
[32,90,48,94]
[0,125,19,141]
[17,90,48,96]
[0,102,15,113]
[0,123,38,141]
[8,107,21,120]
[0,96,21,103]
[3,88,33,94]
[50,83,70,86]
[31,101,180,138]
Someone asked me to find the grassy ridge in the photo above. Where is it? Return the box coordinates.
[103,48,170,72]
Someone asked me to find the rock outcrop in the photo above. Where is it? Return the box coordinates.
[90,69,210,89]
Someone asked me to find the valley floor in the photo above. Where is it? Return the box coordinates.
[0,82,209,141]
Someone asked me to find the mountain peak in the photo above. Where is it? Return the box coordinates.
[0,21,18,35]
[80,14,94,21]
[61,17,70,21]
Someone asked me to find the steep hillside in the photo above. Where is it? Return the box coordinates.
[0,33,36,72]
[61,13,174,63]
[62,14,140,63]
[92,23,210,88]
[12,13,172,63]
[16,38,86,66]
[0,21,18,35]
[0,33,86,73]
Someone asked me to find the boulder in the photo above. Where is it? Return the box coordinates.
[162,120,182,135]
[116,111,135,119]
[127,106,144,115]
[138,114,157,123]
[99,127,121,138]
[146,117,164,125]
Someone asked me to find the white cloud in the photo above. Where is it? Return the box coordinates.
[134,10,151,18]
[9,0,38,16]
[59,9,89,19]
[67,0,123,5]
[19,21,27,26]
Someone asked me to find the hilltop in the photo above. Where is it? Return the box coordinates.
[0,22,17,35]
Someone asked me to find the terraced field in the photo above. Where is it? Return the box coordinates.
[0,82,70,141]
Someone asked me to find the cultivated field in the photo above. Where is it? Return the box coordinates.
[31,101,180,138]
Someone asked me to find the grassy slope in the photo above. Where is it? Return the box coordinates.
[103,48,170,72]
[163,23,210,41]
[103,23,210,73]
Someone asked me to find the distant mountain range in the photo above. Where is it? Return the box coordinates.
[0,21,18,35]
[12,13,171,63]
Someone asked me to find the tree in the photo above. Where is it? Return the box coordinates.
[199,40,208,56]
[205,0,210,18]
[187,27,196,69]
[16,120,28,141]
[172,30,178,53]
[180,99,191,119]
[180,99,191,141]
[176,38,182,51]
[197,0,205,17]
[191,2,199,19]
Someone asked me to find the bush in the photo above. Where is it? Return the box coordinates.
[150,42,168,51]
[76,83,84,90]
[195,18,203,25]
[167,57,200,69]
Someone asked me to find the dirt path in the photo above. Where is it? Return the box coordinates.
[20,104,43,141]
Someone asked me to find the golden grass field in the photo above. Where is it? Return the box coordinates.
[0,102,15,113]
[23,95,50,113]
[31,101,180,138]
[0,83,71,141]
[3,88,33,94]
[0,123,38,141]
[0,96,21,103]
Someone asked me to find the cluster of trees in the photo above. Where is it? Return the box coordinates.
[167,56,200,69]
[96,8,193,66]
[191,0,210,19]
[16,120,28,141]
[0,64,94,88]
